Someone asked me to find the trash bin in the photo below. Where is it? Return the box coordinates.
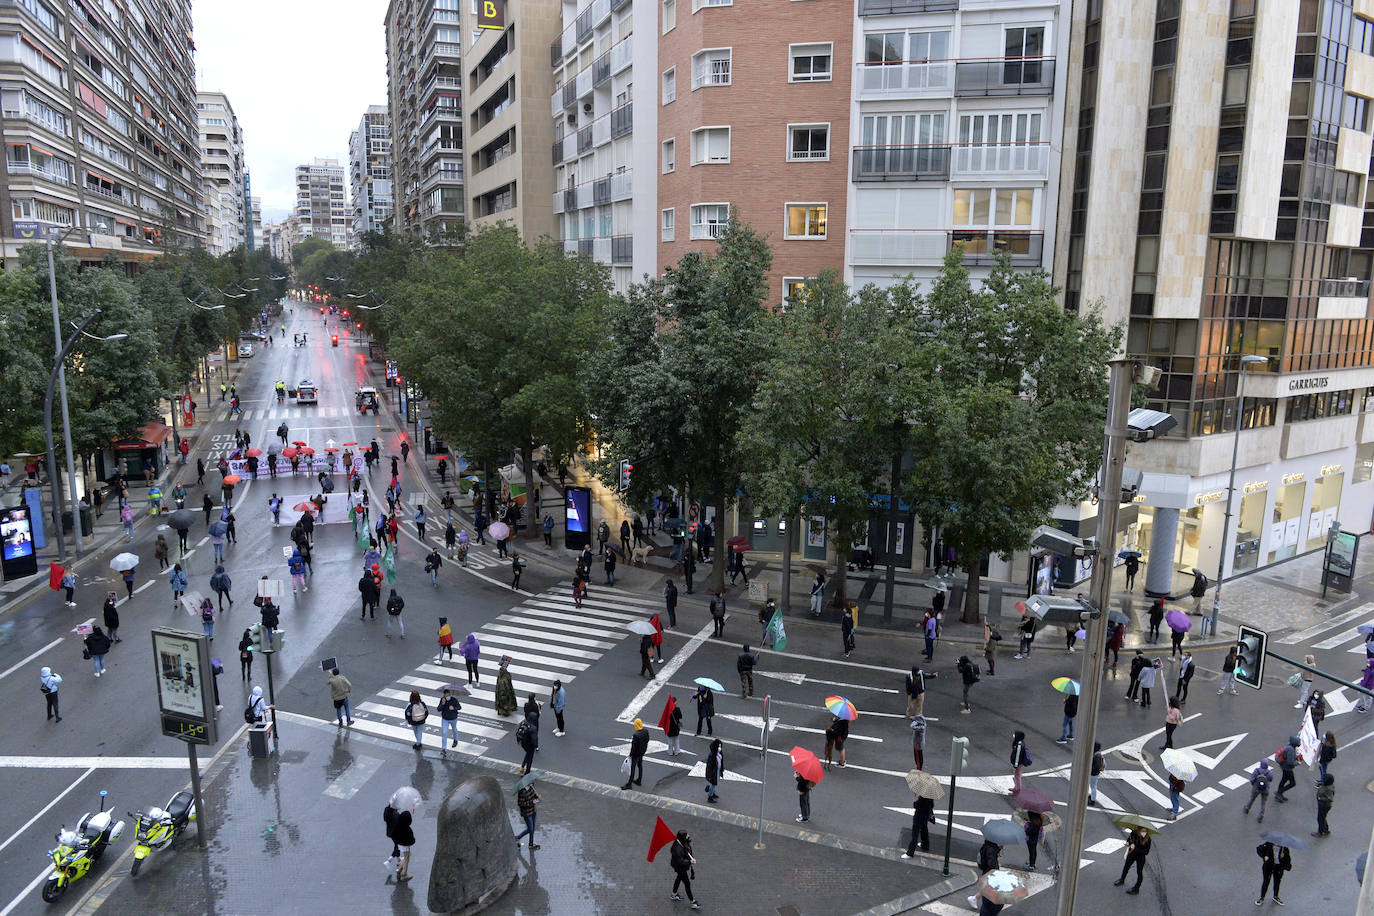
[247,722,274,758]
[61,508,95,537]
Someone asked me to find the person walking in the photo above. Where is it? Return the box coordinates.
[444,521,458,559]
[682,549,695,594]
[1189,569,1207,615]
[495,656,518,716]
[841,603,858,657]
[511,553,525,590]
[737,643,757,698]
[166,564,186,608]
[425,548,443,587]
[1304,690,1328,734]
[1113,826,1152,894]
[121,565,136,600]
[385,797,416,884]
[796,773,814,824]
[1015,615,1036,658]
[910,715,927,769]
[619,519,631,557]
[1058,690,1079,743]
[1313,773,1335,837]
[154,534,169,569]
[906,667,937,718]
[665,696,683,756]
[550,680,567,736]
[957,654,979,713]
[40,666,62,722]
[1024,810,1044,869]
[1316,731,1337,786]
[85,625,111,677]
[604,548,616,586]
[1105,620,1125,676]
[210,565,233,612]
[1358,657,1374,713]
[1176,650,1195,703]
[827,714,850,768]
[238,629,254,682]
[288,548,307,595]
[517,710,539,774]
[703,739,724,802]
[902,793,934,855]
[102,593,120,643]
[460,633,480,685]
[809,572,825,617]
[1010,731,1030,794]
[668,830,700,908]
[1125,650,1147,701]
[327,667,354,726]
[1296,655,1316,709]
[211,526,225,563]
[120,503,135,540]
[1124,554,1139,591]
[385,588,406,639]
[983,622,999,676]
[922,610,938,661]
[436,617,455,662]
[638,633,656,679]
[622,718,649,789]
[710,593,726,638]
[663,580,678,629]
[1169,623,1185,659]
[1256,841,1291,906]
[358,570,380,621]
[1137,658,1158,708]
[1219,645,1239,695]
[693,685,714,736]
[1167,773,1185,820]
[1160,699,1182,750]
[1243,758,1273,822]
[512,781,540,851]
[199,598,216,640]
[1089,742,1104,805]
[1147,597,1165,643]
[413,505,427,541]
[1274,736,1301,802]
[438,686,462,755]
[403,690,428,749]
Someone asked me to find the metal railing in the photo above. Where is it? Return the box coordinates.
[611,234,632,264]
[594,52,611,87]
[611,102,632,138]
[1319,277,1372,298]
[950,142,1049,177]
[858,0,957,13]
[593,177,611,205]
[954,57,1055,96]
[856,60,953,94]
[852,145,950,181]
[950,229,1044,264]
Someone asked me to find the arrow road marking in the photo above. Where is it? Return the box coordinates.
[756,669,900,693]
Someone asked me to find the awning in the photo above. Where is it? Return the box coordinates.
[114,421,172,450]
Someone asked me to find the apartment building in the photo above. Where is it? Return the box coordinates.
[0,0,206,266]
[385,0,465,238]
[293,157,347,247]
[349,104,393,247]
[197,90,246,254]
[262,219,288,261]
[844,0,1069,294]
[657,0,852,305]
[460,0,559,236]
[1052,0,1374,590]
[247,186,261,250]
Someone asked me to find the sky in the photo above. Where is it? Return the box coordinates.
[192,1,390,223]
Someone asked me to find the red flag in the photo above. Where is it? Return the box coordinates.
[646,815,676,862]
[657,695,677,733]
[48,563,65,590]
[650,613,663,647]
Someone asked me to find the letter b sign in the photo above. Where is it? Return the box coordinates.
[478,0,505,29]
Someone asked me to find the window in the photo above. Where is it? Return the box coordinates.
[690,203,730,238]
[958,111,1042,146]
[787,124,829,160]
[662,208,675,241]
[953,188,1035,227]
[784,203,827,239]
[662,138,675,173]
[692,48,732,89]
[690,126,730,164]
[783,277,813,309]
[790,43,832,82]
[693,0,731,8]
[1003,26,1045,83]
[662,67,676,104]
[663,0,675,33]
[863,112,945,146]
[6,35,66,89]
[1344,93,1370,132]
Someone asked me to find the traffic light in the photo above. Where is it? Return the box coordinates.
[950,736,970,776]
[1235,625,1268,689]
[618,459,632,492]
[247,623,263,651]
[267,629,284,652]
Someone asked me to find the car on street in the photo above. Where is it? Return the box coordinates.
[296,381,318,404]
[356,386,379,414]
[239,343,254,358]
[239,330,267,341]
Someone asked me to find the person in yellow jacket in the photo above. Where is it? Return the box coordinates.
[437,617,455,663]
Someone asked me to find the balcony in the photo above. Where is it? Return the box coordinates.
[595,237,611,262]
[593,113,611,145]
[563,186,582,211]
[562,82,577,110]
[551,37,562,67]
[593,177,611,205]
[552,139,564,164]
[1319,277,1371,298]
[593,52,611,88]
[950,142,1049,179]
[578,237,594,258]
[611,234,632,264]
[848,229,950,266]
[950,230,1044,265]
[610,36,632,75]
[611,102,632,138]
[553,190,566,214]
[611,170,632,201]
[576,5,594,43]
[856,60,953,96]
[954,58,1055,96]
[433,41,462,60]
[576,67,593,99]
[859,0,958,13]
[578,125,593,153]
[852,146,951,182]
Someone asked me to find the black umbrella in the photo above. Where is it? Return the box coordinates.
[1108,608,1130,625]
[167,508,196,531]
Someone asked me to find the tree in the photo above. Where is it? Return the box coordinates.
[737,272,926,611]
[905,251,1120,623]
[585,219,774,594]
[388,226,609,535]
[291,236,334,268]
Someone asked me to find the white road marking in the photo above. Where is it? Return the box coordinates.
[0,867,53,916]
[756,669,901,694]
[0,757,185,768]
[1219,773,1249,790]
[1086,837,1126,854]
[1279,603,1374,643]
[1191,787,1223,804]
[0,767,95,856]
[616,620,715,724]
[0,638,64,682]
[133,581,154,594]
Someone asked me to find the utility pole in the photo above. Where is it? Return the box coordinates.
[47,239,83,554]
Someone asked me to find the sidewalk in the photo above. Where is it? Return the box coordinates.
[79,714,966,915]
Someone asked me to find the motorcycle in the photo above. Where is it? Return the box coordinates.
[42,790,124,903]
[127,789,194,875]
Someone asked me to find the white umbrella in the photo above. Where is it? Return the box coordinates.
[390,786,421,812]
[627,620,657,636]
[109,553,139,571]
[1159,748,1198,782]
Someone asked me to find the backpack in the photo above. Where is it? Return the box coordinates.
[515,720,529,744]
[970,664,981,683]
[244,704,257,724]
[201,605,215,622]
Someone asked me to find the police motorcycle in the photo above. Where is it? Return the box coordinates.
[41,790,124,902]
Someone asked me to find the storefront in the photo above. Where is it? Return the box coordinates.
[109,422,172,485]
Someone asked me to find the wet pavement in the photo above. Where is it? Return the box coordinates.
[80,713,961,915]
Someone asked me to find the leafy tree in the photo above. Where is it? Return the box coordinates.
[585,219,774,594]
[291,236,334,268]
[388,226,609,534]
[0,262,49,457]
[906,251,1120,623]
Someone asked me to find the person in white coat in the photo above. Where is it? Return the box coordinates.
[1137,658,1159,708]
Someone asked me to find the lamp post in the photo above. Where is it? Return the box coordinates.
[1208,353,1268,636]
[45,233,83,552]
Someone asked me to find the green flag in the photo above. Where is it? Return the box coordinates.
[767,607,787,651]
[356,525,369,550]
[383,544,396,582]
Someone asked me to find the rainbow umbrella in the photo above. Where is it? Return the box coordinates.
[1051,677,1080,695]
[823,696,857,720]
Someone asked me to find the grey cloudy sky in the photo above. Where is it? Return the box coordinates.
[192,0,390,223]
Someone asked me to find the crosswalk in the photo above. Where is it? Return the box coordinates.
[229,405,364,421]
[348,585,664,755]
[1278,601,1374,655]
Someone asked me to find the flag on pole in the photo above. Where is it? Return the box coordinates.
[657,695,677,733]
[383,544,396,582]
[766,606,787,651]
[646,816,677,862]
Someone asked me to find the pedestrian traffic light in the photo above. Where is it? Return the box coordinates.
[618,459,632,492]
[950,736,970,776]
[267,629,284,652]
[1235,625,1268,689]
[247,623,263,651]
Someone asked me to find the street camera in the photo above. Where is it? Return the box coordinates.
[1120,468,1144,503]
[1126,408,1178,442]
[1031,525,1090,558]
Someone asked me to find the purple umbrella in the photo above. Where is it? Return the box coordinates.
[1166,609,1192,633]
[1011,786,1054,813]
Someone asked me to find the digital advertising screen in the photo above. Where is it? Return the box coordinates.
[565,486,591,550]
[0,506,36,581]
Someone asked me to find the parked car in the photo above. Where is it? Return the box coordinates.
[239,344,254,358]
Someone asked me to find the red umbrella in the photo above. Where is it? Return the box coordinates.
[323,446,339,453]
[789,746,824,784]
[726,535,748,546]
[299,446,315,456]
[293,502,318,513]
[342,441,358,447]
[245,448,263,457]
[222,474,242,485]
[733,543,754,552]
[281,447,298,459]
[433,454,450,462]
[292,440,308,446]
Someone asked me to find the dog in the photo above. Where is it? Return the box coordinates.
[631,546,650,566]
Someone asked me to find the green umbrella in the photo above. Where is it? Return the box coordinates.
[514,772,538,792]
[1113,813,1162,834]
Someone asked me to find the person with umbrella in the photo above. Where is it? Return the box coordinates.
[1169,618,1186,658]
[1167,772,1185,820]
[384,788,418,882]
[1112,824,1153,894]
[1357,656,1374,713]
[692,683,715,736]
[901,790,935,855]
[512,777,540,850]
[1176,650,1196,703]
[1058,685,1079,744]
[1256,840,1292,905]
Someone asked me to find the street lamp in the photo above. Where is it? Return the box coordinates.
[1209,353,1268,636]
[44,310,125,561]
[44,229,86,552]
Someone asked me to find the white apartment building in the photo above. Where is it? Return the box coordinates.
[197,90,247,254]
[294,157,348,247]
[844,0,1070,292]
[349,104,393,247]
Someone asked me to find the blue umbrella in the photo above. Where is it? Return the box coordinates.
[1118,549,1142,560]
[209,520,228,537]
[982,819,1024,845]
[1260,830,1308,851]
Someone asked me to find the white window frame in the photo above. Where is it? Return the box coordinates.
[692,0,732,9]
[662,138,675,173]
[786,123,830,161]
[662,207,675,241]
[782,277,813,309]
[952,187,1037,229]
[789,42,833,82]
[690,202,730,239]
[690,126,731,165]
[691,48,732,90]
[783,202,828,240]
[662,67,676,105]
[662,0,675,33]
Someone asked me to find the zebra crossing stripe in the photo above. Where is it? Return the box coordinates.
[482,621,615,650]
[547,587,662,608]
[396,676,508,721]
[375,689,509,740]
[523,599,643,623]
[478,632,604,661]
[347,713,488,757]
[1279,603,1374,643]
[415,662,548,698]
[495,612,627,641]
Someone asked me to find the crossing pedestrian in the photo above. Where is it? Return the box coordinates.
[154,534,169,569]
[385,588,405,639]
[1137,658,1159,708]
[906,666,937,717]
[668,830,700,908]
[425,548,443,587]
[85,625,111,677]
[703,739,723,802]
[199,597,216,640]
[403,690,428,749]
[827,714,850,768]
[550,679,566,736]
[121,565,136,600]
[1255,841,1291,906]
[1010,731,1030,794]
[638,633,655,678]
[238,629,253,682]
[1218,645,1239,694]
[1160,699,1182,750]
[414,505,426,541]
[436,617,454,662]
[841,603,857,657]
[663,579,678,628]
[1313,773,1334,837]
[622,718,648,789]
[1296,655,1316,709]
[445,522,457,558]
[102,592,120,642]
[327,667,354,726]
[120,503,134,540]
[168,564,187,608]
[512,781,540,850]
[1316,731,1337,785]
[1274,735,1300,802]
[901,793,933,854]
[1025,809,1044,868]
[1113,826,1152,894]
[1058,690,1078,743]
[288,548,307,594]
[796,773,814,824]
[461,633,481,684]
[1243,758,1272,822]
[358,570,380,620]
[572,573,585,608]
[1303,689,1328,733]
[1176,651,1195,703]
[1167,773,1184,820]
[665,697,683,755]
[495,656,518,716]
[39,665,62,721]
[910,715,927,769]
[1169,623,1185,659]
[710,593,726,638]
[737,644,757,698]
[1089,742,1104,805]
[517,708,539,774]
[211,526,225,563]
[682,548,695,593]
[1358,657,1374,713]
[692,685,714,736]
